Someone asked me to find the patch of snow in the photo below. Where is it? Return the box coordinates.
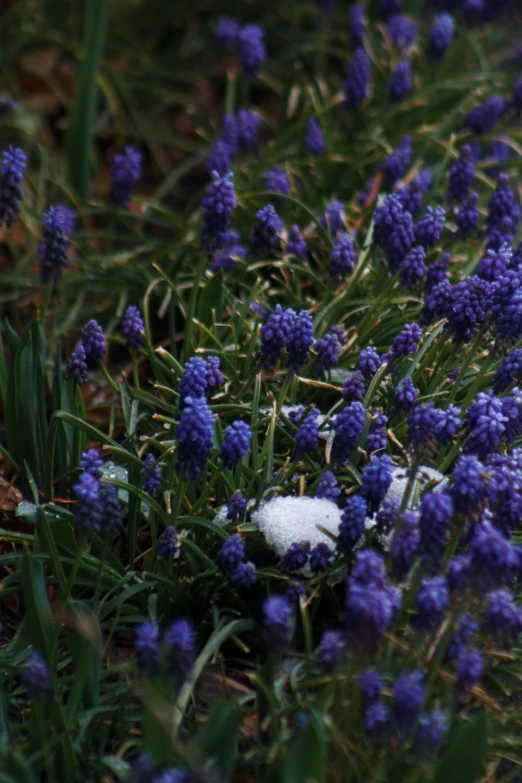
[384,465,448,507]
[252,496,342,556]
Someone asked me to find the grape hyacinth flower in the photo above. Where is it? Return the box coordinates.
[419,492,453,568]
[387,61,412,101]
[0,145,26,227]
[456,192,480,235]
[175,396,214,480]
[283,541,311,572]
[358,670,383,706]
[135,622,160,675]
[425,255,449,292]
[344,47,371,109]
[420,279,451,325]
[456,647,483,691]
[466,96,507,135]
[141,453,161,495]
[259,304,295,368]
[407,403,441,451]
[416,710,448,756]
[221,420,251,468]
[294,412,319,455]
[263,166,290,205]
[349,4,366,46]
[331,402,366,464]
[122,305,145,350]
[315,331,341,375]
[415,576,449,629]
[310,542,333,573]
[158,526,179,560]
[392,322,422,357]
[390,511,420,580]
[287,310,314,369]
[39,205,71,283]
[100,483,123,535]
[380,135,412,187]
[212,230,246,271]
[179,356,208,406]
[23,651,52,698]
[447,554,471,593]
[65,345,88,385]
[201,171,236,254]
[398,169,432,217]
[329,232,357,278]
[205,356,223,393]
[450,454,486,513]
[165,618,196,679]
[316,471,340,503]
[367,413,388,453]
[468,521,519,589]
[477,243,513,283]
[493,348,522,392]
[214,16,240,49]
[445,613,478,663]
[486,174,520,236]
[286,580,306,605]
[82,319,106,362]
[392,671,425,734]
[316,630,344,670]
[321,199,345,237]
[360,454,394,516]
[400,245,426,289]
[448,146,475,202]
[286,225,308,260]
[394,377,418,414]
[387,14,418,50]
[263,596,294,652]
[364,701,389,738]
[464,391,506,459]
[445,276,491,344]
[358,347,381,381]
[238,24,266,75]
[236,109,261,152]
[205,139,231,177]
[229,561,257,590]
[109,146,142,208]
[483,589,522,647]
[305,118,326,156]
[227,490,247,520]
[250,204,283,258]
[345,550,400,652]
[337,495,368,552]
[415,206,445,249]
[74,471,102,533]
[216,534,245,575]
[373,195,415,271]
[428,13,455,59]
[79,449,103,479]
[342,371,366,403]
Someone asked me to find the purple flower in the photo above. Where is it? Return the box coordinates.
[201,171,236,254]
[366,421,388,454]
[164,618,196,679]
[380,135,412,187]
[456,192,480,235]
[215,16,240,49]
[425,255,449,292]
[221,420,251,468]
[39,205,72,283]
[310,542,333,573]
[374,195,415,271]
[321,199,345,237]
[345,550,400,652]
[445,275,491,343]
[287,310,314,369]
[263,166,291,206]
[66,345,88,385]
[212,230,246,271]
[135,622,160,675]
[316,470,340,503]
[434,404,461,444]
[364,701,389,737]
[450,454,486,513]
[392,671,425,733]
[428,13,455,59]
[360,454,394,516]
[464,391,506,459]
[467,96,507,134]
[74,471,102,533]
[394,376,418,413]
[331,401,366,464]
[387,14,418,50]
[23,650,52,698]
[493,348,522,392]
[227,490,247,520]
[420,278,451,325]
[445,613,478,663]
[283,541,311,572]
[295,413,319,454]
[407,403,441,450]
[376,497,400,534]
[468,521,519,589]
[501,388,522,444]
[419,492,453,568]
[415,576,449,629]
[483,589,522,647]
[158,525,179,560]
[216,533,247,576]
[415,206,445,249]
[141,453,161,495]
[305,118,326,155]
[447,554,471,593]
[206,139,231,176]
[175,396,214,480]
[390,511,420,580]
[259,304,295,368]
[448,146,475,202]
[358,346,381,381]
[236,109,261,152]
[179,357,208,405]
[287,225,308,259]
[342,371,366,403]
[316,630,344,670]
[263,596,294,652]
[316,331,341,375]
[81,319,106,362]
[0,145,26,227]
[79,449,103,479]
[229,561,257,590]
[250,204,284,258]
[100,483,122,535]
[238,24,266,75]
[400,245,426,289]
[329,232,357,278]
[392,322,422,356]
[398,169,432,217]
[486,174,520,236]
[387,61,412,101]
[205,356,223,392]
[344,47,371,109]
[358,670,383,705]
[122,305,145,350]
[286,580,306,605]
[338,495,368,553]
[109,146,142,208]
[349,4,366,46]
[415,710,448,755]
[456,647,483,691]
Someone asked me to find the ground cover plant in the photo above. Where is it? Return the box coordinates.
[1,0,522,780]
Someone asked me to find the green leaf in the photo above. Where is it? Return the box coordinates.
[65,602,103,713]
[189,701,240,778]
[21,549,55,668]
[430,714,489,783]
[197,270,223,328]
[280,709,327,783]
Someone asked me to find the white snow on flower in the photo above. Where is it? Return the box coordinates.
[384,465,448,506]
[252,496,342,556]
